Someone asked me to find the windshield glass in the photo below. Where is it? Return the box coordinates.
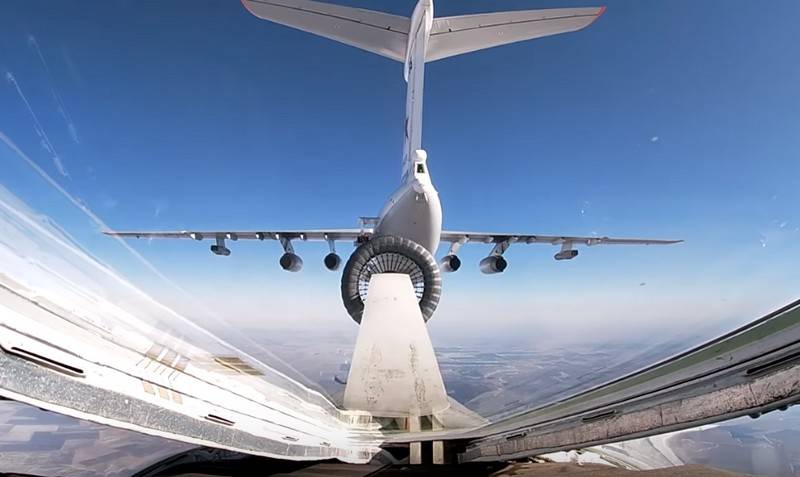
[1,0,798,474]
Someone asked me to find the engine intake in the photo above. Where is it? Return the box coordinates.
[341,235,441,324]
[280,252,303,272]
[480,255,508,274]
[440,254,461,273]
[324,253,342,271]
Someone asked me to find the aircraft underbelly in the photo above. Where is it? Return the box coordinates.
[375,184,442,253]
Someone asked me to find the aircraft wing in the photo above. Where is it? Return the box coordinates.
[426,7,606,62]
[439,230,681,258]
[105,229,681,250]
[440,231,681,246]
[104,229,369,242]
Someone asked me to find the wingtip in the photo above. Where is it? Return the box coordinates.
[591,6,607,24]
[240,0,258,16]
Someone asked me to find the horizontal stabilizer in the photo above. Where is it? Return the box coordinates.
[242,0,410,61]
[426,7,605,62]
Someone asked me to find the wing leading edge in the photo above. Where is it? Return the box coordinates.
[106,229,681,254]
[440,231,682,247]
[439,230,681,261]
[104,229,369,242]
[437,231,680,265]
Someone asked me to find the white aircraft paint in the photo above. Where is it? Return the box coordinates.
[343,273,448,417]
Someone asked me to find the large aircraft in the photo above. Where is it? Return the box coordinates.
[107,0,681,324]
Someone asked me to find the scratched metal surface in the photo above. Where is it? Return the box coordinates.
[0,349,376,463]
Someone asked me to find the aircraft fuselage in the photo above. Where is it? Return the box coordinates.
[375,151,442,253]
[374,0,442,253]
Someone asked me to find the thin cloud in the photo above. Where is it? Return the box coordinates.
[152,200,168,218]
[61,45,84,86]
[54,157,68,176]
[5,70,69,177]
[28,34,80,144]
[650,136,660,143]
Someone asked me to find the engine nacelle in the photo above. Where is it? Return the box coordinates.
[324,253,342,271]
[480,255,508,274]
[280,252,303,272]
[439,254,461,273]
[554,249,579,261]
[210,244,231,256]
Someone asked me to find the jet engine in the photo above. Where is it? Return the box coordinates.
[210,245,231,256]
[480,255,508,274]
[554,249,579,261]
[279,252,303,272]
[341,235,442,324]
[439,254,461,272]
[324,253,342,271]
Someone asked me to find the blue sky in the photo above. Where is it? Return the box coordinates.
[2,0,799,341]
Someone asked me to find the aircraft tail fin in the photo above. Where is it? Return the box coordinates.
[425,7,605,62]
[241,0,410,62]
